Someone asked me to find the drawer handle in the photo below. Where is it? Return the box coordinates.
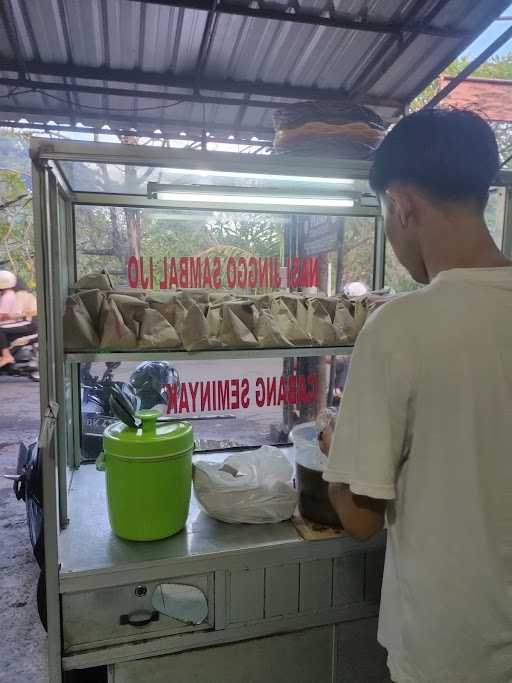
[119,610,160,627]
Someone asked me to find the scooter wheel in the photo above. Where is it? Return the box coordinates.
[37,570,47,632]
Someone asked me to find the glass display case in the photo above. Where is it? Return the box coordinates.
[32,139,512,682]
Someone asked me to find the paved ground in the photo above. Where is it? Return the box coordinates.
[0,376,47,683]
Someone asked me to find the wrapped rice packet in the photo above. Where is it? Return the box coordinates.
[63,294,99,349]
[99,297,138,349]
[206,304,222,345]
[138,309,181,349]
[180,301,216,351]
[220,301,258,348]
[78,289,106,332]
[180,289,209,309]
[333,300,358,343]
[270,297,311,347]
[255,310,294,348]
[74,269,113,291]
[306,297,340,346]
[208,291,232,305]
[250,294,273,311]
[109,294,148,337]
[146,291,180,325]
[352,300,368,337]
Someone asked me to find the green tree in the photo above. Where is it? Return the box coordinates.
[0,168,34,288]
[412,53,512,168]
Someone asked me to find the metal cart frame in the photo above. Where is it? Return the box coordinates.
[31,139,512,682]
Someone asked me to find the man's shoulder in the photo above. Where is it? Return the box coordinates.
[366,288,428,330]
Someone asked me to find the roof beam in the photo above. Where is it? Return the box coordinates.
[0,0,28,78]
[0,103,275,138]
[195,0,220,76]
[127,0,470,38]
[0,119,270,146]
[349,0,449,101]
[0,60,404,109]
[0,75,285,110]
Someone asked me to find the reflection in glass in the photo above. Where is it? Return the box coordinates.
[152,584,208,625]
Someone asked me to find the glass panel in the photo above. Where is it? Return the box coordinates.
[152,584,208,625]
[60,160,370,195]
[384,241,421,293]
[485,187,505,249]
[79,355,351,462]
[384,185,506,292]
[75,207,375,294]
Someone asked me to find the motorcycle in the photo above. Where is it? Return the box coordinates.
[0,333,39,382]
[80,361,180,461]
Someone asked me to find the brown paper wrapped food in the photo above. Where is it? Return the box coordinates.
[179,289,209,310]
[365,291,395,313]
[255,309,294,348]
[78,289,106,332]
[352,299,368,336]
[99,297,138,349]
[333,300,357,343]
[206,304,222,345]
[74,270,113,291]
[270,297,311,347]
[138,309,181,349]
[180,301,216,351]
[63,294,99,349]
[147,291,181,326]
[108,293,148,336]
[306,297,340,346]
[208,290,233,305]
[250,294,273,311]
[219,300,258,348]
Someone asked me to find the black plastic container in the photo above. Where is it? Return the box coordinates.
[296,462,341,528]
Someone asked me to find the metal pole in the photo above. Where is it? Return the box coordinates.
[425,25,512,108]
[32,161,63,683]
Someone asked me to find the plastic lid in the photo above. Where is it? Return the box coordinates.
[103,409,194,458]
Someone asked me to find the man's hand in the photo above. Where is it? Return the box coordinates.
[318,424,333,456]
[328,483,386,541]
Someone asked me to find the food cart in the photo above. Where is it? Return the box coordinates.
[32,139,512,683]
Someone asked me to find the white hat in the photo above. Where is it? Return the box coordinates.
[0,270,16,290]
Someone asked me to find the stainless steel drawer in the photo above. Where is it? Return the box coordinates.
[62,573,213,652]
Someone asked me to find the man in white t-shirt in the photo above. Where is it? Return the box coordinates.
[324,109,512,683]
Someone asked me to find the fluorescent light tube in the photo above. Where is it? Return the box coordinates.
[156,192,354,208]
[161,168,354,185]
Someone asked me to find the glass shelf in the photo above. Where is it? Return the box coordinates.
[65,345,354,363]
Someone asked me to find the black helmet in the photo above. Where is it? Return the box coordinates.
[129,361,180,410]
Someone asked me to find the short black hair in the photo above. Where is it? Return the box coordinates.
[369,108,499,208]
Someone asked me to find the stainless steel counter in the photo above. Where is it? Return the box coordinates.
[59,458,384,593]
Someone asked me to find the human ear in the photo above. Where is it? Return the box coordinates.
[386,187,413,229]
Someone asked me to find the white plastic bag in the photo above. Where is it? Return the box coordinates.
[290,421,329,472]
[193,446,297,524]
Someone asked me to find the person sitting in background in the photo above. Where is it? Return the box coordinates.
[0,270,37,368]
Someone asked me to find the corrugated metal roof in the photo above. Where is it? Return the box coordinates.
[0,0,509,144]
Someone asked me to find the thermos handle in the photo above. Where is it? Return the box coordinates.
[96,452,106,472]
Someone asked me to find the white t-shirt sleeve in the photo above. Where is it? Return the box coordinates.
[323,310,414,500]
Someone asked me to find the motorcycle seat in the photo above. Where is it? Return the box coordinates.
[10,334,38,349]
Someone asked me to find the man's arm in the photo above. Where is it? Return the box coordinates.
[328,483,386,541]
[323,305,414,538]
[320,420,387,540]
